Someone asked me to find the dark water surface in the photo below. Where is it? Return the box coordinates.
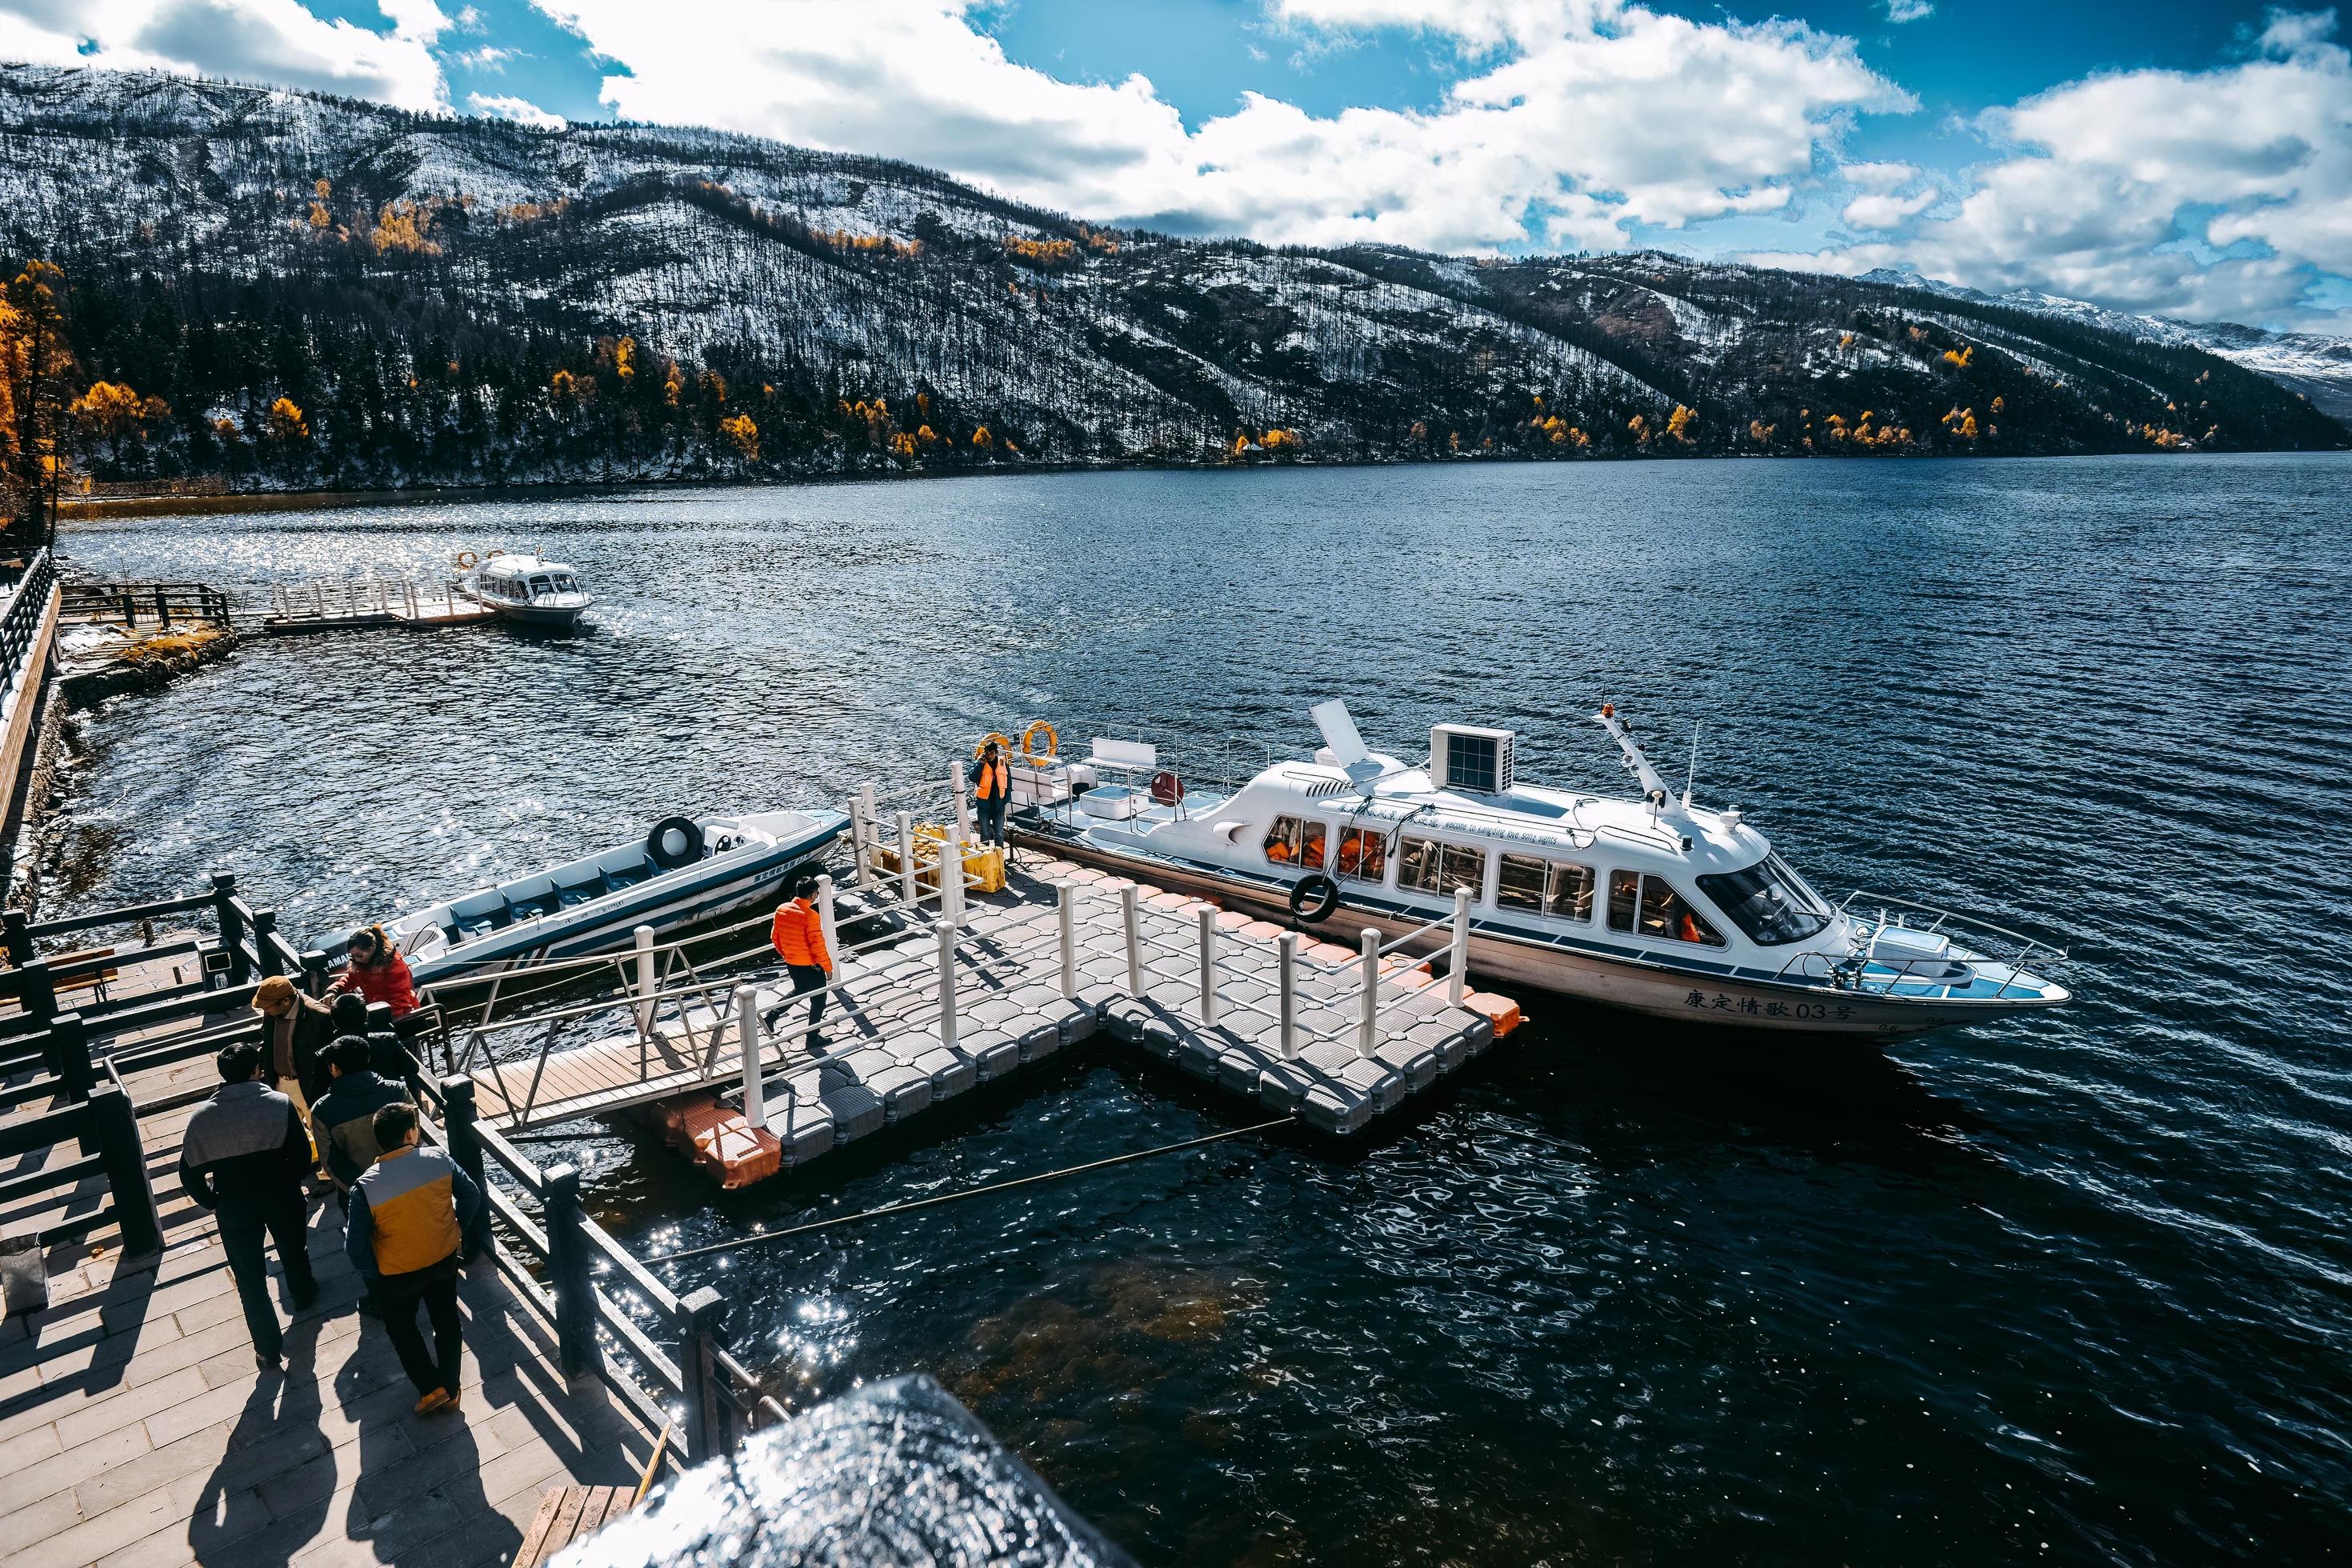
[57,456,2352,1564]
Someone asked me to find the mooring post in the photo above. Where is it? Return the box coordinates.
[633,924,658,1036]
[1278,932,1298,1058]
[1057,882,1077,999]
[2,908,31,967]
[155,585,171,629]
[935,921,960,1051]
[1449,886,1472,1008]
[1197,906,1218,1026]
[45,1011,95,1154]
[677,1286,731,1463]
[854,784,879,888]
[91,1079,163,1257]
[895,810,917,907]
[815,873,839,972]
[1121,884,1142,997]
[1357,926,1380,1058]
[438,1075,494,1259]
[211,873,250,986]
[950,760,973,846]
[735,985,766,1130]
[543,1163,602,1381]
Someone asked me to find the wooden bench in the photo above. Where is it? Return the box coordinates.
[516,1422,670,1566]
[50,946,118,1006]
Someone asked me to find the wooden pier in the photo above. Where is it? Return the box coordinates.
[261,580,495,635]
[453,847,1518,1169]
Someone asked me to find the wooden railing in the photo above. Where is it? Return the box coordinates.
[0,1016,165,1255]
[60,579,236,630]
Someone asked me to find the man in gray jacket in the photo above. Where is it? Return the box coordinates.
[179,1039,318,1369]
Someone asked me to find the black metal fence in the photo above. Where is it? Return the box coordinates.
[0,547,57,697]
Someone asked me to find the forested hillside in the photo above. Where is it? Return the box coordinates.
[0,63,2342,522]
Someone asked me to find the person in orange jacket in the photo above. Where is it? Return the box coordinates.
[970,741,1010,848]
[766,874,834,1049]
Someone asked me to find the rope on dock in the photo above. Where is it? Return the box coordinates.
[640,1116,1295,1266]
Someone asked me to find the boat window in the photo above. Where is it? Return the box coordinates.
[1496,854,1547,911]
[1262,815,1324,870]
[1607,869,1639,932]
[1697,854,1831,946]
[1399,836,1486,898]
[1547,862,1595,921]
[1638,876,1726,946]
[1335,826,1386,883]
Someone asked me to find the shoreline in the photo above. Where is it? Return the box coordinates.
[55,445,2348,522]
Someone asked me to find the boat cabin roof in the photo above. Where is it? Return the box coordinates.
[480,558,576,577]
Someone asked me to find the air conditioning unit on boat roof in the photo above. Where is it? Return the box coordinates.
[1432,724,1515,794]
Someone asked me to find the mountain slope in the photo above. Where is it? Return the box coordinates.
[2,64,2342,495]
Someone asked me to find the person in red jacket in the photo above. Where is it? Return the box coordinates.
[332,924,419,1018]
[765,875,834,1049]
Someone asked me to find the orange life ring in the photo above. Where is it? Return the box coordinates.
[454,549,478,569]
[974,731,1014,759]
[1021,720,1058,761]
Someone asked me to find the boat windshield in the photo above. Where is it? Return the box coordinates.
[1697,853,1832,946]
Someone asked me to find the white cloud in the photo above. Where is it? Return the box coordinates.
[1764,8,2352,322]
[1884,0,1934,23]
[534,0,1908,254]
[0,0,449,110]
[1838,159,1917,190]
[1841,187,1934,227]
[450,43,511,70]
[469,90,561,127]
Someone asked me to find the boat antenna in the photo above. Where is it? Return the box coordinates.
[1596,702,1674,814]
[1682,721,1701,810]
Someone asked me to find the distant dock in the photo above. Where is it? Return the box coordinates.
[261,578,496,634]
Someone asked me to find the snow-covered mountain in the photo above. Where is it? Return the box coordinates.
[1857,269,2352,423]
[2,64,2341,492]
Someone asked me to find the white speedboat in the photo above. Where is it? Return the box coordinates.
[455,550,594,628]
[1006,702,2067,1038]
[360,808,846,989]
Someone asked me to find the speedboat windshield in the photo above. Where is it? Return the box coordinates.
[1697,852,1833,946]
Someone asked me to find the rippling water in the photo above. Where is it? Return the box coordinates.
[55,455,2352,1563]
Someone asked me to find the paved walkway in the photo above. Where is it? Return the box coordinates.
[0,1054,664,1568]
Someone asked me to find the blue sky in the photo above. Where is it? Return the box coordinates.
[8,0,2348,327]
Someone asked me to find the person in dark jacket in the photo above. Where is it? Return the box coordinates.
[346,1102,482,1414]
[309,1035,413,1194]
[970,741,1011,847]
[180,1039,318,1369]
[330,992,412,1082]
[253,974,337,1110]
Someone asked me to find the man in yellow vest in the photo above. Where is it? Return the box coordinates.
[970,740,1010,848]
[345,1102,482,1415]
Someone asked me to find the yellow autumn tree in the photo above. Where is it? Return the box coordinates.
[719,413,758,461]
[1666,405,1695,443]
[370,200,440,256]
[614,337,637,382]
[1941,346,1973,369]
[266,398,309,442]
[972,426,992,448]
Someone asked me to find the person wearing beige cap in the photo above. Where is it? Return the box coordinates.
[252,974,337,1114]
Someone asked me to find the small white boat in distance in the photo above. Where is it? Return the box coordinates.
[454,549,593,628]
[360,808,847,990]
[1007,702,2068,1038]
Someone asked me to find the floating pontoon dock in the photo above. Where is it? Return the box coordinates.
[442,790,1521,1177]
[261,578,497,634]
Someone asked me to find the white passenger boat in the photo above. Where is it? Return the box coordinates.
[1006,703,2067,1038]
[363,809,847,989]
[454,549,594,628]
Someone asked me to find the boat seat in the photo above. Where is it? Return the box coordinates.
[506,877,560,919]
[554,868,606,908]
[449,890,509,939]
[603,859,655,891]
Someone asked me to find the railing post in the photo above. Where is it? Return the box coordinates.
[1357,926,1380,1058]
[250,909,282,975]
[736,985,766,1130]
[854,784,879,888]
[1449,886,1471,1009]
[154,585,171,629]
[2,907,33,966]
[212,873,250,986]
[942,834,965,929]
[1057,883,1077,999]
[1278,932,1298,1058]
[15,957,54,1026]
[91,1081,163,1257]
[633,924,658,1035]
[438,1075,494,1258]
[950,760,972,846]
[934,921,959,1051]
[301,949,330,998]
[44,1012,95,1153]
[895,810,917,907]
[1197,906,1218,1026]
[1121,884,1142,997]
[677,1286,732,1464]
[815,874,838,970]
[543,1163,602,1381]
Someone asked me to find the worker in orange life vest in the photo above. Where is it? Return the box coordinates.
[766,874,834,1049]
[970,741,1010,847]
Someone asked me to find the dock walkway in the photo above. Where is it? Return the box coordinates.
[0,1049,663,1568]
[261,581,495,636]
[460,853,1512,1166]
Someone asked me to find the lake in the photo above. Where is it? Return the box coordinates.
[54,454,2352,1564]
